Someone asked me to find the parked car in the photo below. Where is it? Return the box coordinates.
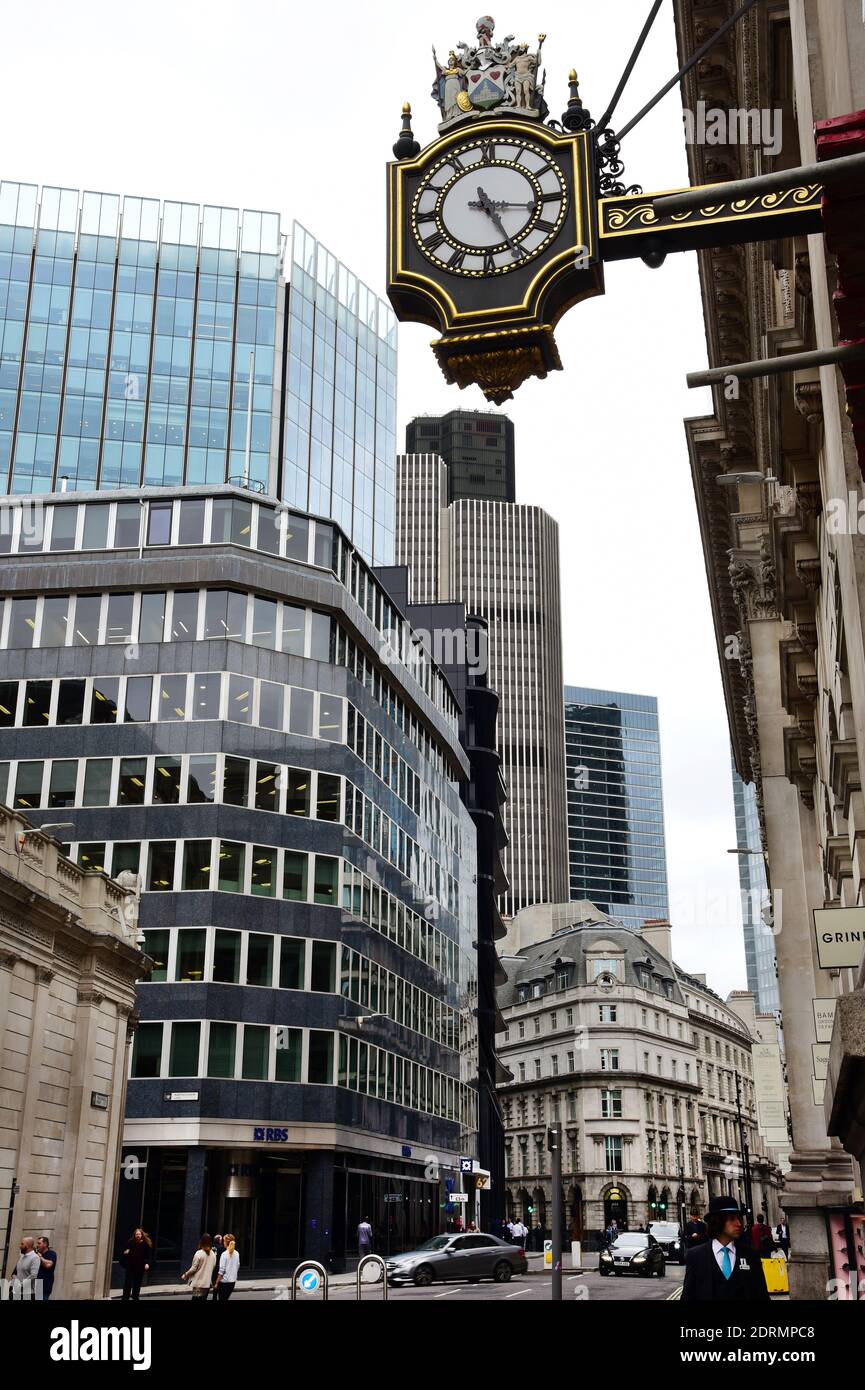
[648,1221,685,1264]
[599,1231,665,1277]
[386,1232,527,1286]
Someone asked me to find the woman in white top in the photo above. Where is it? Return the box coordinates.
[214,1233,240,1301]
[182,1235,216,1300]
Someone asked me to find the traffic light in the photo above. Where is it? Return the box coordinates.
[650,1201,658,1210]
[659,1201,667,1213]
[527,1204,534,1214]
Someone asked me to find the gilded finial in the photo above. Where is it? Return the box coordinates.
[393,102,421,161]
[403,102,411,114]
[568,69,577,83]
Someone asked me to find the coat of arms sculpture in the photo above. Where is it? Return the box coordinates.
[431,15,547,129]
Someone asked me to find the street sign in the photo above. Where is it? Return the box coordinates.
[299,1270,320,1293]
[544,1239,553,1268]
[448,1193,469,1203]
[813,907,865,969]
[384,1193,403,1202]
[459,1157,473,1173]
[474,1174,489,1189]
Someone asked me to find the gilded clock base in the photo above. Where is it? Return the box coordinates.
[433,325,563,404]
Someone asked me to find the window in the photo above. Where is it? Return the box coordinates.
[279,938,305,990]
[567,1093,577,1121]
[105,593,134,645]
[82,504,110,549]
[157,674,188,720]
[8,597,37,647]
[534,1017,541,1036]
[218,841,245,893]
[177,498,206,545]
[0,681,18,726]
[275,1027,302,1082]
[318,695,343,741]
[556,969,568,989]
[142,930,169,983]
[192,674,221,720]
[50,506,78,552]
[246,933,274,986]
[82,759,111,806]
[78,843,106,873]
[41,596,70,647]
[23,681,51,726]
[656,1054,663,1076]
[313,855,338,904]
[309,611,332,661]
[592,958,620,979]
[115,503,142,548]
[187,755,217,804]
[518,1021,525,1040]
[280,603,305,656]
[73,594,101,646]
[121,675,151,723]
[175,928,206,981]
[259,681,283,729]
[599,1005,617,1023]
[644,1051,650,1071]
[153,757,181,805]
[308,1030,334,1084]
[183,840,212,890]
[518,1062,525,1082]
[601,1088,622,1119]
[551,1055,559,1075]
[169,1022,201,1077]
[140,592,166,643]
[119,758,147,805]
[147,842,176,893]
[213,930,241,983]
[242,1025,269,1080]
[208,1023,236,1078]
[147,501,172,546]
[566,1008,574,1027]
[550,1012,557,1029]
[223,757,249,807]
[316,773,341,822]
[132,1023,163,1078]
[289,687,314,736]
[534,1058,542,1078]
[91,678,119,723]
[283,851,308,901]
[600,1049,619,1072]
[567,1051,574,1071]
[48,761,77,809]
[311,941,336,992]
[251,596,278,649]
[604,1136,623,1173]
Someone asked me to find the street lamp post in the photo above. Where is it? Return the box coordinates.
[734,1071,754,1222]
[546,1123,562,1301]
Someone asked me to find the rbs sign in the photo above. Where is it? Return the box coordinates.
[253,1127,289,1142]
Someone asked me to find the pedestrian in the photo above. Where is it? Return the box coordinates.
[120,1228,152,1301]
[501,1218,512,1243]
[512,1218,528,1249]
[466,1220,478,1233]
[181,1235,216,1302]
[213,1234,239,1301]
[681,1196,770,1301]
[35,1237,58,1299]
[13,1238,41,1299]
[357,1216,373,1258]
[750,1212,773,1257]
[605,1219,618,1247]
[775,1218,790,1258]
[684,1214,708,1248]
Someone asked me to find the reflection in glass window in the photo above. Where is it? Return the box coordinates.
[313,855,338,905]
[176,928,206,980]
[285,768,310,817]
[123,675,153,723]
[204,589,247,641]
[280,603,305,656]
[275,1027,302,1082]
[119,758,147,804]
[279,938,305,989]
[132,1022,163,1077]
[41,596,70,647]
[255,763,279,812]
[283,512,309,563]
[247,931,274,982]
[154,756,182,805]
[115,502,143,548]
[223,757,248,807]
[147,501,172,546]
[183,839,212,890]
[212,498,252,547]
[14,760,43,809]
[157,674,187,720]
[259,681,283,730]
[283,851,307,901]
[143,930,169,983]
[228,675,252,722]
[106,593,134,645]
[82,504,110,550]
[311,941,336,992]
[112,842,141,876]
[48,760,78,808]
[251,848,277,899]
[72,594,102,645]
[0,681,18,725]
[318,695,343,741]
[169,1021,201,1076]
[208,1022,236,1078]
[316,774,341,822]
[242,1025,269,1080]
[251,596,277,649]
[139,592,166,642]
[257,507,279,555]
[191,673,221,719]
[308,1029,334,1084]
[289,687,314,736]
[57,680,85,725]
[147,841,176,892]
[8,597,37,648]
[218,840,245,892]
[213,929,241,983]
[309,611,331,662]
[82,759,112,806]
[177,498,206,545]
[23,680,51,726]
[91,678,119,724]
[78,842,106,873]
[188,755,217,804]
[170,591,199,641]
[50,506,78,552]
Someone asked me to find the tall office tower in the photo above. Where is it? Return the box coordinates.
[0,184,396,564]
[0,485,479,1269]
[563,686,670,930]
[731,762,779,1016]
[405,410,515,504]
[396,453,569,916]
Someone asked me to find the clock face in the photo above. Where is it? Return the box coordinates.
[411,136,568,276]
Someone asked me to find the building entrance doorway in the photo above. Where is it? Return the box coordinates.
[223,1197,256,1270]
[604,1187,628,1230]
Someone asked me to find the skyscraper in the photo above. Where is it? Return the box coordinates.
[396,451,568,916]
[731,762,779,1016]
[563,686,669,929]
[0,184,396,565]
[405,409,515,504]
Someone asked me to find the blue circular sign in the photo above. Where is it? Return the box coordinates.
[300,1270,320,1293]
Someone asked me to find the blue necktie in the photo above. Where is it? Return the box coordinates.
[721,1246,733,1280]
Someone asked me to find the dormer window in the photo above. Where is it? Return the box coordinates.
[591,958,622,980]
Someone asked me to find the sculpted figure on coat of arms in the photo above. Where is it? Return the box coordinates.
[431,16,547,127]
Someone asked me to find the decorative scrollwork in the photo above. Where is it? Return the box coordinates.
[595,129,642,198]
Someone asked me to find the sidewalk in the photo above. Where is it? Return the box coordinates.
[109,1251,552,1298]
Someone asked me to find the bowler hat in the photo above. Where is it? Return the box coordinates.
[707,1195,746,1217]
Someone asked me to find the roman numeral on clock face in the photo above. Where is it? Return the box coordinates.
[540,191,560,204]
[483,251,496,273]
[449,249,467,269]
[479,141,496,165]
[535,218,557,234]
[423,229,446,251]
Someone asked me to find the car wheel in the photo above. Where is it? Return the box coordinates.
[413,1265,434,1287]
[493,1261,513,1283]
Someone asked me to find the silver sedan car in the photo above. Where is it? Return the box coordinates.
[386,1233,528,1286]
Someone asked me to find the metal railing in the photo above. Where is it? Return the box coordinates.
[290,1260,329,1301]
[356,1254,388,1301]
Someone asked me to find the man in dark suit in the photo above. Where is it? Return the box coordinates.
[681,1196,770,1301]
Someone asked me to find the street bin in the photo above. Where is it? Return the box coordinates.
[761,1255,789,1294]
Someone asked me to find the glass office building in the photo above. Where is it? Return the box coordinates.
[0,183,396,564]
[563,686,669,929]
[731,762,779,1016]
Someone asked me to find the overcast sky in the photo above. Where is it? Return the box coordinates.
[1,0,748,997]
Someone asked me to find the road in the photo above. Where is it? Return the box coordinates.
[219,1265,685,1302]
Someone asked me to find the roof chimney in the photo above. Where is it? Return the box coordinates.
[640,919,673,964]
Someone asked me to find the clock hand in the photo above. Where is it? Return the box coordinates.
[475,186,527,261]
[467,199,536,211]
